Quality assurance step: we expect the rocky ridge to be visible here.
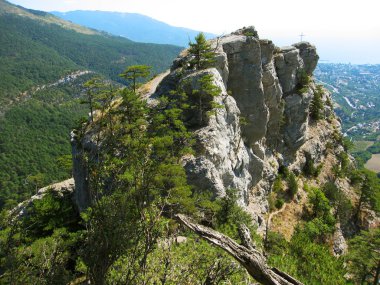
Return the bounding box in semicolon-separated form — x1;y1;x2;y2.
71;27;357;233
151;26;341;231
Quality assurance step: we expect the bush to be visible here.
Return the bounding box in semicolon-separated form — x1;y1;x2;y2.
272;176;283;193
310;86;324;121
297;69;311;94
302;153;321;177
22;190;80;238
287;172;298;198
267;229;347;285
278;165;290;178
275;198;284;209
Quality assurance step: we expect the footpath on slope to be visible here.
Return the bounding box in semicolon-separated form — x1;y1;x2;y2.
140;70;170;102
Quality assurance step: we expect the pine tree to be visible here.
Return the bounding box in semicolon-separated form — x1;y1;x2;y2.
191;74;221;126
119;65;151;93
83;77;104;122
346;229;380;285
188;33;216;70
310;86;324;121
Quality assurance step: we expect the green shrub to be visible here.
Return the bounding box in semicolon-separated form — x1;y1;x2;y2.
297;69;311;94
22;190;80;238
287;172;298;198
272;176;283;193
267;229;347;285
278;165;290;178
275;198;284;209
302;153;321;177
310;86;324;121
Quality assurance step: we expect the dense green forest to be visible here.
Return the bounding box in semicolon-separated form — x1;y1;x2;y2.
0;79;90;208
0;0;182;207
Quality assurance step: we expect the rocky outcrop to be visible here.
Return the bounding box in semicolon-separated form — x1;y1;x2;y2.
153;26;331;231
11;178;75;219
71;26;337;232
181;68;253;202
71;128;99;212
333;223;348;256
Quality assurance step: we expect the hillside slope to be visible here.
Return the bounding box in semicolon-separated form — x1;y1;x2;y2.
0;0;182;207
0;0;182;104
66;27;378;283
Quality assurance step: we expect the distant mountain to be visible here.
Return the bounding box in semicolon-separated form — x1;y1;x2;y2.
52;10;216;47
0;0;182;206
0;1;182;104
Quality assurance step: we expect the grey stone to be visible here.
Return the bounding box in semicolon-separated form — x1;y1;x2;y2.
283;91;312;150
293;42;319;75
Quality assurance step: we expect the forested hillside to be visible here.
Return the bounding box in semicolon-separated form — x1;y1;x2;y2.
0;0;182;207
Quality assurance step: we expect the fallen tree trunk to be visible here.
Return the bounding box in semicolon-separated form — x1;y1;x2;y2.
175;214;304;285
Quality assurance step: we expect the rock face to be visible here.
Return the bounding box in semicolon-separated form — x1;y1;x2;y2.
71;26;336;230
153;26;329;229
181;69;253;202
333;223;348;256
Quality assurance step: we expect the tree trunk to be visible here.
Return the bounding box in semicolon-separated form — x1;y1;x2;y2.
374;260;380;285
176;214;304;285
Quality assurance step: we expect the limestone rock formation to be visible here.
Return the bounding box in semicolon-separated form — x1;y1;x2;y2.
152;27;326;228
71;26;340;232
333;223;348;256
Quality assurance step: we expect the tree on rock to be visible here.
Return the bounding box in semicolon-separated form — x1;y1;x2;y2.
310;86;324;121
190;74;221;126
188;33;215;70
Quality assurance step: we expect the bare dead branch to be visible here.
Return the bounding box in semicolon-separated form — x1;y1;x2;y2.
175;214;304;285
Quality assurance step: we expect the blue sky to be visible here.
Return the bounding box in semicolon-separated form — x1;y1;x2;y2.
8;0;380;63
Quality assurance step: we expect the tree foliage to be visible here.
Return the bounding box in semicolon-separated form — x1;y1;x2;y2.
119;65;151;93
187;74;222;126
310;85;324;121
0;10;180;208
345;229;380;285
188;32;216;70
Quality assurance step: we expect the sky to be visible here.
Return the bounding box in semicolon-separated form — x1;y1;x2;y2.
8;0;380;64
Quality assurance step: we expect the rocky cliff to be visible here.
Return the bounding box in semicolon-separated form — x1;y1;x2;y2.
71;27;350;232
148;26;342;231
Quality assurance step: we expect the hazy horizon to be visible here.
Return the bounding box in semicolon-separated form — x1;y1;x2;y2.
7;0;380;64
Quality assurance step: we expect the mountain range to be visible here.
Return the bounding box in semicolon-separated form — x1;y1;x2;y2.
52;10;216;47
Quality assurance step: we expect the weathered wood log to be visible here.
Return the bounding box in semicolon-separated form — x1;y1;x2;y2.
176;214;304;285
238;223;256;251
